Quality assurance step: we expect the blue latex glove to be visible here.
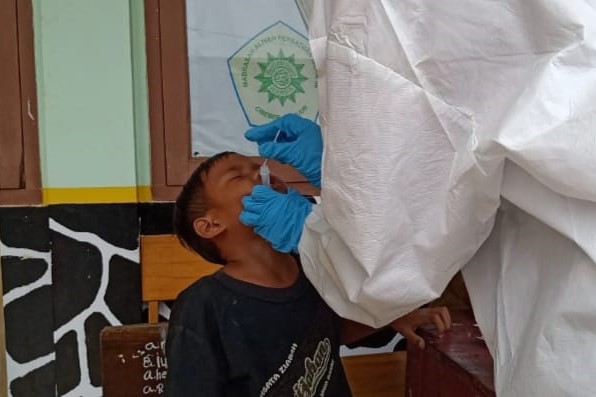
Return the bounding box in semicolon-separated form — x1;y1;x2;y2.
245;114;323;188
240;186;313;253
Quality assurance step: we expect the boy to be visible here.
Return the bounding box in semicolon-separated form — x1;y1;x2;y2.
166;152;450;396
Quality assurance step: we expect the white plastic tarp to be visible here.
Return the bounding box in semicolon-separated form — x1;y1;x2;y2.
299;1;596;395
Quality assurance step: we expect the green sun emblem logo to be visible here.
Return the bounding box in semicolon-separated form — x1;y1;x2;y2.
254;49;309;106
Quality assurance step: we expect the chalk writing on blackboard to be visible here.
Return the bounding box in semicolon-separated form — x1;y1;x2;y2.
131;340;168;395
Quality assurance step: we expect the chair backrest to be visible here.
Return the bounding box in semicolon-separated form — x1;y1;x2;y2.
101;234;220;397
101;323;169;397
140;234;221;323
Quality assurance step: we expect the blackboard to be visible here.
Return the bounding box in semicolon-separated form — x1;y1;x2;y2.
101;323;169;397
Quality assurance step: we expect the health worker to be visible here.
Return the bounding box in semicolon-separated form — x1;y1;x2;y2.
241;1;596;396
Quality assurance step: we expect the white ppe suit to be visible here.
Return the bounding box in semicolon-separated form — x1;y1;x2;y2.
297;1;596;396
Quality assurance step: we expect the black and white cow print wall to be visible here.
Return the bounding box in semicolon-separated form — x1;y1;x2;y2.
0;205;142;397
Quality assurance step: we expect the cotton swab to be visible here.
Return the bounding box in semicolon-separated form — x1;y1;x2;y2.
260;130;281;186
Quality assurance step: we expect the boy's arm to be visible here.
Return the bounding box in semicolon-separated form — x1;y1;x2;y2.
341;307;451;347
165;324;226;396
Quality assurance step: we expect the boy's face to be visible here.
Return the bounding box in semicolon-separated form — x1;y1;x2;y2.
202;154;286;232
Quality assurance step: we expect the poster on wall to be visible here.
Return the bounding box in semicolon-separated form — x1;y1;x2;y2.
186;0;318;157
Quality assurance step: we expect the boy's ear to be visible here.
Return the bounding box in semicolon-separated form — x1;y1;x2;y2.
193;213;226;239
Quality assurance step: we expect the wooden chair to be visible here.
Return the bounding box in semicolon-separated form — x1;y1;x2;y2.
342;351;407;397
101;234;219;397
140;234;221;323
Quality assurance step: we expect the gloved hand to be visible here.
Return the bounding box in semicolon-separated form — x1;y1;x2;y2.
240;186;313;253
245;114;323;188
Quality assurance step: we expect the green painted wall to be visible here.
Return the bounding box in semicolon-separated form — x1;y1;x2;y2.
130;0;151;187
34;0;151;189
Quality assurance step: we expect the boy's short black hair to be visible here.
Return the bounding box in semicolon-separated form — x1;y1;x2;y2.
173;151;235;265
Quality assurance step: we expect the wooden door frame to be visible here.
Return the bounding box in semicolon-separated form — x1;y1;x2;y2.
0;0;41;205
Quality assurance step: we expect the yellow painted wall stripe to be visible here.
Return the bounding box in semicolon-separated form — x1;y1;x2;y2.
136;186;152;202
43;186;152;204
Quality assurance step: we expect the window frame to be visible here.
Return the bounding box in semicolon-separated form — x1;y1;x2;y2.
144;0;317;201
0;0;41;205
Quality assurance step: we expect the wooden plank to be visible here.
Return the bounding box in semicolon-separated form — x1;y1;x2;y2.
406;309;495;397
16;0;41;193
405;337;424;397
140;234;220;302
101;323;169;397
148;301;159;324
145;0;169;195
0;188;40;206
158;0;191;186
342;352;406;397
0;0;24;189
0;0;40;205
419;347;442;397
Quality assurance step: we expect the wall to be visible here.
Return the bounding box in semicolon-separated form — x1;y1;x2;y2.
35;0;151;203
0;1;401;395
0;1;152;396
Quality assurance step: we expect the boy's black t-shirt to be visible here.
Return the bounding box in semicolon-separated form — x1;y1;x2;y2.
165;269;353;397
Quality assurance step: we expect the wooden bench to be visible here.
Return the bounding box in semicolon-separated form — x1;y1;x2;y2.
406;309;495;397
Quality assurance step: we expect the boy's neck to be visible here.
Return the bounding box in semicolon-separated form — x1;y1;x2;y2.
220;237;299;288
